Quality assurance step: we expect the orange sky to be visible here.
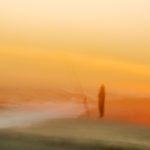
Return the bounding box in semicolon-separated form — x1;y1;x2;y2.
0;0;150;97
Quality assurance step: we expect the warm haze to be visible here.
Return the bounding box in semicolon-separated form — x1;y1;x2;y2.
0;0;150;125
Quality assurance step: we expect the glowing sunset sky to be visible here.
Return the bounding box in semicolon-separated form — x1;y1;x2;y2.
0;0;150;96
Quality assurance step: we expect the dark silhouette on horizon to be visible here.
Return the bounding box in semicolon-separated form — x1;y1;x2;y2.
98;84;106;118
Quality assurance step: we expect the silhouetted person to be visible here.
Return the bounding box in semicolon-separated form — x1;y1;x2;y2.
98;84;106;118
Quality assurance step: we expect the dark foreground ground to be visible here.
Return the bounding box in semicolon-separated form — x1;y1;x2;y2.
0;119;150;150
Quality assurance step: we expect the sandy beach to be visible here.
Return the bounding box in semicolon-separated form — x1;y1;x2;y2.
0;102;150;150
0;118;150;150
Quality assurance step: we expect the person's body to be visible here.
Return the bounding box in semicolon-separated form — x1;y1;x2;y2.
98;84;106;118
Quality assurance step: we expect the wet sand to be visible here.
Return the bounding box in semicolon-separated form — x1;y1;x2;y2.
0;118;150;150
0;99;150;150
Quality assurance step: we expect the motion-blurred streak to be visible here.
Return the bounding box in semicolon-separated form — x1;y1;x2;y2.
98;84;106;118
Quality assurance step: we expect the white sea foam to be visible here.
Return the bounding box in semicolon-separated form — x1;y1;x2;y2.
0;102;84;128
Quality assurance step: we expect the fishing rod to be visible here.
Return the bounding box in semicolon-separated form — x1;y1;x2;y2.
65;53;90;117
